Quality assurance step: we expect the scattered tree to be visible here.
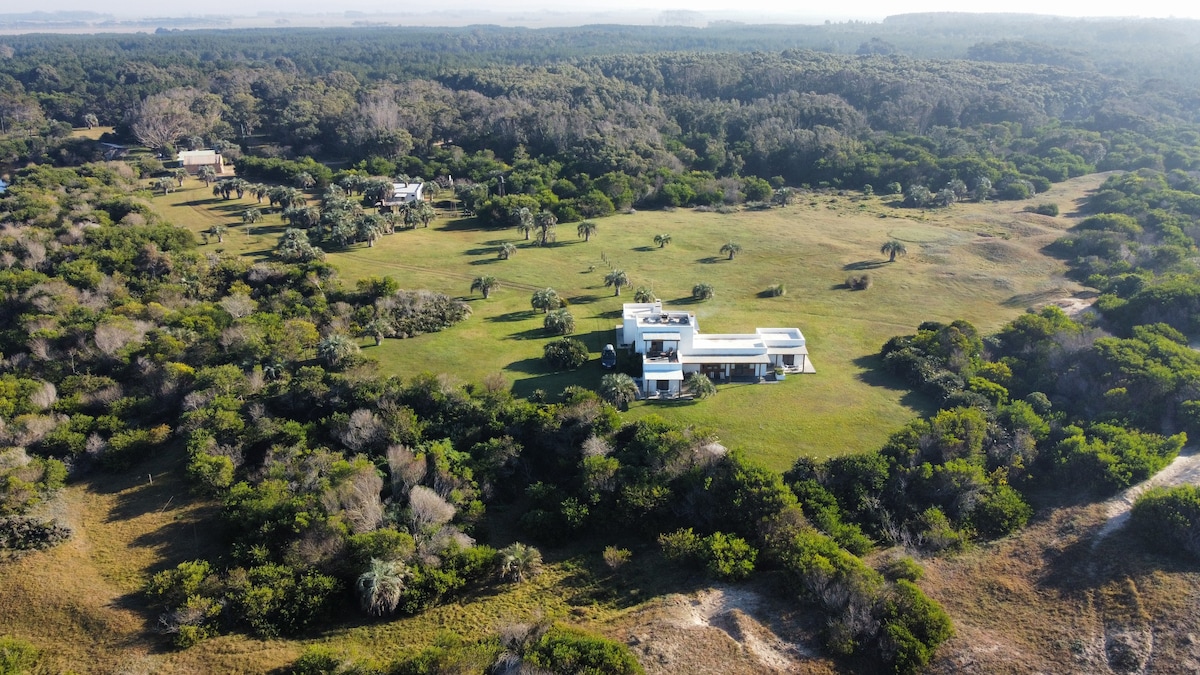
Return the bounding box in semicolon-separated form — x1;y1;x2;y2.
654;233;672;248
356;558;408;617
720;241;742;260
471;275;499;299
497;242;517;260
604;269;629;296
530;288;562;313
881;240;908;262
685;372;717;399
577;220;598;242
692;282;714;300
499;543;543;583
544;308;576;335
600;373;639;410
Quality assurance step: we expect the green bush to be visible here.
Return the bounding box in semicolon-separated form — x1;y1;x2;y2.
543;338;589;370
0;636;42;675
970;483;1032;538
524;625;645;675
879;580;954;674
1025;203;1060;216
703;531;757;580
1130;485;1200;558
880;556;925;583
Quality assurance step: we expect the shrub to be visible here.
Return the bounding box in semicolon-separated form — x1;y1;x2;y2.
765;283;786;297
0;636;42;674
692;282;715;300
1025;203;1060;216
879;580;954;674
0;516;71;551
543;338;588;370
880;556;925;583
1130;485;1200;558
846;274;872;290
603;546;632;570
703;532;757;581
524;625;644;675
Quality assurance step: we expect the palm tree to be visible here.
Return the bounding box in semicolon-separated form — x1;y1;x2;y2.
415;201;436;227
241;208;263;225
692;282;715;300
577;220;598;242
531;288;561;313
317;333;360;368
498;543;543;584
654;233;672;248
172;168;188;187
208;224;226;243
357;215;383;247
154;178;175;195
294;171;316;190
633;286;655;303
356;558;408;616
720;241;742;260
604;269;629;296
535;211;558;246
881;240;908;262
513;207;534;240
471;275;499;299
544;308;575;335
600;373;639;410
497;242;517;260
197;164;216;186
685;372;717;399
363;318;392;346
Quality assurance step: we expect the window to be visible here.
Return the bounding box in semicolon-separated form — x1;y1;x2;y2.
657;379;671;391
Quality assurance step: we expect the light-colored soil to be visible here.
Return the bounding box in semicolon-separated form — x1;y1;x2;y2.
618;584;837;675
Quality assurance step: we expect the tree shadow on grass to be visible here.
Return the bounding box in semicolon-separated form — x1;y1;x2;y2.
843;260;888;271
850;354;933;413
632;245;657;252
487;310;536;323
468;258;502;266
568;294;601;305
508;327;550;341
463;246;500;256
666;296;704;306
435;217;487;232
696;256;723;264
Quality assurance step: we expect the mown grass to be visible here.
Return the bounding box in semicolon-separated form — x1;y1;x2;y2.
148;175;1101;471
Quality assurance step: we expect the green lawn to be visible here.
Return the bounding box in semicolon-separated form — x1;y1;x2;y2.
149;176;1097;471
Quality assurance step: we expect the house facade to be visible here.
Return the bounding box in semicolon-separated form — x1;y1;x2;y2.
177;150;225;176
617;302;810;399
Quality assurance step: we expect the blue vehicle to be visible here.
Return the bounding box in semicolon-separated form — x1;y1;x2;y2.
601;344;617;369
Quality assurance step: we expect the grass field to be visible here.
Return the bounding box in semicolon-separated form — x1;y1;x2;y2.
147;175;1101;471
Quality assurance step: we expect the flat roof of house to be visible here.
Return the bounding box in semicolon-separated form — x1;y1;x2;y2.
178;150;220;162
691;335;764;349
643;370;685;380
768;346;809;355
681;354;771;364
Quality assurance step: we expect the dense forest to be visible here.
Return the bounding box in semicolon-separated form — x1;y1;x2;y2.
5;14;1200;674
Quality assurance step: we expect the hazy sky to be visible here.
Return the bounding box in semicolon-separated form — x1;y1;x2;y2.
14;0;1200;22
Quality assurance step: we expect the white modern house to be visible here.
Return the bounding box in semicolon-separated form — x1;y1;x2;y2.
617;302;811;399
378;182;424;209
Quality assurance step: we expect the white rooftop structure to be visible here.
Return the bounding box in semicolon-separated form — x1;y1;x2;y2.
177;149;224;175
617;301;811;400
379;182;424;207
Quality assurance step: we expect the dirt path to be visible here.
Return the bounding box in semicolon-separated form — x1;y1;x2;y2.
1095;447;1200;542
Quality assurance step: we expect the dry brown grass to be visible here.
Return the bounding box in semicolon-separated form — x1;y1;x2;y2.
922;499;1200;674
